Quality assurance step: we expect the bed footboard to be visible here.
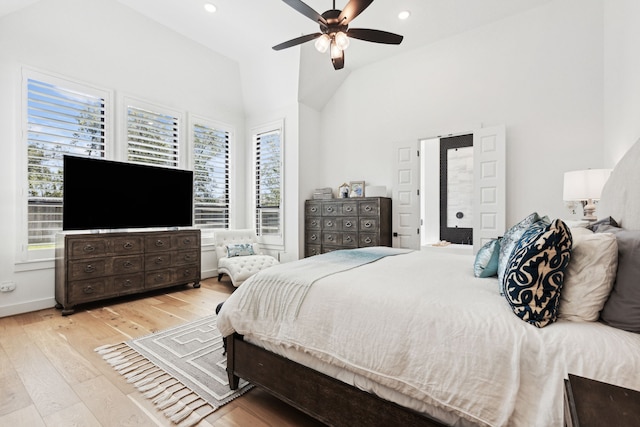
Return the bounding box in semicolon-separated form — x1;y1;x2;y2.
225;333;447;427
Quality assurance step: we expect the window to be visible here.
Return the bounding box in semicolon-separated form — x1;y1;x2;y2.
126;101;180;168
253;121;283;246
191;117;230;230
25;74;109;258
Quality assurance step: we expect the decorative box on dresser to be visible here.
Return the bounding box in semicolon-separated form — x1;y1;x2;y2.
305;197;392;257
55;229;201;315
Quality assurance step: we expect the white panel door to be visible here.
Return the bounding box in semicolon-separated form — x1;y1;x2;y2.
473;125;506;253
392;141;420;249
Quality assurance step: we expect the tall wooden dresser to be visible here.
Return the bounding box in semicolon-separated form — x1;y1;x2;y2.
304;197;392;257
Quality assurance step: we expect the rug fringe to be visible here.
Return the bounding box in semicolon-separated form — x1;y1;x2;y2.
177;406;215;427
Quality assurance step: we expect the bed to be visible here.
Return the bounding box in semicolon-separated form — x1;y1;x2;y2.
217;139;640;427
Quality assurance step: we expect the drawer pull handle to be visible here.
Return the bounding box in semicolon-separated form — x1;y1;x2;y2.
364;206;372;212
327;235;334;241
326;207;334;212
155;240;165;247
345;236;352;242
183;269;191;277
364;221;372;228
183;238;191;244
326;221;333;227
83;245;95;253
123;261;133;269
83;285;95;294
364;237;372;244
155;257;164;264
155;274;164;283
345;221;352;227
312;221;318;226
123;242;133;249
84;265;96;273
311;235;317;241
345;206;353;212
184;254;194;261
310;207;317;212
123;280;133;288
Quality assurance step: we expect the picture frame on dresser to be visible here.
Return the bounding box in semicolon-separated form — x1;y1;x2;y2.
349;181;365;197
338;183;350;198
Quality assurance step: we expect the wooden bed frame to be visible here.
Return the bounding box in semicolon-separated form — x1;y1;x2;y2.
225;333;447;427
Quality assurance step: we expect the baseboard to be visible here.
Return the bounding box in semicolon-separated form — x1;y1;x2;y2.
0;297;56;318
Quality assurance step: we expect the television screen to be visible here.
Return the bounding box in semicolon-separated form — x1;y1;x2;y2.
63;155;194;231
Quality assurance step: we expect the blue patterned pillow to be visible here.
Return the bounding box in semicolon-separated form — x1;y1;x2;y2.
497;213;544;288
226;243;255;257
474;238;501;278
502;219;573;328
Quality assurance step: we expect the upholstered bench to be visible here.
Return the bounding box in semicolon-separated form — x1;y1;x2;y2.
214;229;279;287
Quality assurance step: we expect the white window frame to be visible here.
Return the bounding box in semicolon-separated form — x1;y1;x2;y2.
188;114;234;238
252;119;284;248
17;68;113;263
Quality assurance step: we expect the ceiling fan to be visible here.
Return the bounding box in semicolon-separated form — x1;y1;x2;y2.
273;0;404;70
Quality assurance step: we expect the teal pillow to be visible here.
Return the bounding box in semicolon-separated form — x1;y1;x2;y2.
502;219;573;328
226;243;255;257
474;238;501;278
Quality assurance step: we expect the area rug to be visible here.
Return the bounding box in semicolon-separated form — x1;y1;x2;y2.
95;315;253;427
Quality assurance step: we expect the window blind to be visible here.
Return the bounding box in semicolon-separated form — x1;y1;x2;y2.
26;78;107;249
193;123;229;229
255;128;282;237
127;106;179;167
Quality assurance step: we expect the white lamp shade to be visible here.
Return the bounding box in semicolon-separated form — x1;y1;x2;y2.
563;169;612;201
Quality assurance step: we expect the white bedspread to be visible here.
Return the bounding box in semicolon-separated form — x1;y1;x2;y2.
218;249;640;427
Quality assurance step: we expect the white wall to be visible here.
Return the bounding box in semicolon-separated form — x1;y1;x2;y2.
603;0;640;166
313;0;605;228
0;0;245;316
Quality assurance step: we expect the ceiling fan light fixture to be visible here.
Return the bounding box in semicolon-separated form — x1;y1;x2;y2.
334;31;350;50
315;34;331;53
330;41;343;59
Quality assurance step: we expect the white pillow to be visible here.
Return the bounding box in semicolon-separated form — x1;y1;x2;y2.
559;230;618;322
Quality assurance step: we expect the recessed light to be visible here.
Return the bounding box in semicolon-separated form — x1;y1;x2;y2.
204;2;217;13
398;10;411;20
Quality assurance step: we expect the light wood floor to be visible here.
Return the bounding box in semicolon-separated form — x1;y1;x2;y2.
0;277;325;427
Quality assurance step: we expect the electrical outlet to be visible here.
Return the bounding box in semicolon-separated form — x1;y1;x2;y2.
0;282;16;292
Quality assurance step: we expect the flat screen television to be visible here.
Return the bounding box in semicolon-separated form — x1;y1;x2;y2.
63;155;194;231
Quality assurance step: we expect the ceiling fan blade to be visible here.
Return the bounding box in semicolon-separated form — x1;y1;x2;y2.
282;0;328;26
347;28;404;45
332;50;345;70
338;0;374;25
272;33;322;51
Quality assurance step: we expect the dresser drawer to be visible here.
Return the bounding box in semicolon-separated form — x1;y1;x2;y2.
145;252;173;270
145;234;173;252
323;218;339;231
342;233;358;247
69;239;108;259
340;202;358;216
68;278;108;303
111;236;144;254
69;259;107;280
306;230;321;244
306;217;322;230
323;232;342;246
112;255;143;274
176;266;198;282
322;203;341;216
113;273;145;294
306;202;322;217
146;269;174;288
360;218;379;232
342;217;358;231
175;251;199;266
359;201;380;216
359;233;379;247
306;244;321;257
174;232;199;250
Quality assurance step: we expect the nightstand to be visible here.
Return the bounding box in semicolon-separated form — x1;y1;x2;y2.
564;374;640;427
